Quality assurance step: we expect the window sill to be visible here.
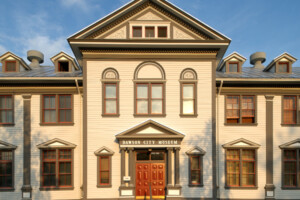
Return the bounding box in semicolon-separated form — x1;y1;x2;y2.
97;184;112;188
134;114;166;117
0;188;15;191
224;123;258;126
188;184;203;187
225;186;258;190
0;123;15;127
281;187;300;190
40;123;74;126
39;187;74;191
180;114;198;118
281;124;300;127
102;114;120;118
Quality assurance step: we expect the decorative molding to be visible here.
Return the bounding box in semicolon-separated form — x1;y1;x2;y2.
94;146;115;156
136;11;163;21
186;146;206;155
173;26;195;40
105;26;127;39
279;138;300;149
222;138;260;149
37;138;77;149
0;140;17;150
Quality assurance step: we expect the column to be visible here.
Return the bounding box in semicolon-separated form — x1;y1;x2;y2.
120;148;126;186
21;94;32;199
174;147;180;186
167;147;173;187
128;148;134;187
265;95;275;199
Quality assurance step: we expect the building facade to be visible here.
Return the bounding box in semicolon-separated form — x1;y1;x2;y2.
0;0;299;199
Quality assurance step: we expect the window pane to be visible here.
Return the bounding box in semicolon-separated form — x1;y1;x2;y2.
278;63;288;72
242;174;255;186
151;100;162;114
137;152;150;161
100;157;109;171
145;27;155;37
133;26;142;37
59;174;71;186
183;85;194;99
183;100;194;114
44;110;56;123
227;174;239;186
43;175;56;186
191;156;200;170
5;96;12;109
284;162;296;173
100;172;109;183
137;100;148;114
59;150;71;159
191;171;200;184
59;162;71;173
227;150;239;160
44;162;56;173
44;150;56;160
284;174;296;186
105;85;116;98
44;96;56;109
137;85;148;98
6;111;13;123
227;161;239;173
151;85;162;98
0;164;5;175
59;62;69;72
105;100;117;114
242;162;255;173
0;97;5;109
242;150;255;160
59;95;71;109
6;62;16;72
229;63;238;72
158;27;167;38
151;152;164;160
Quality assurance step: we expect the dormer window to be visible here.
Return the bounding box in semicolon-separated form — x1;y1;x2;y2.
58;61;69;72
5;61;16;72
228;62;239;73
278;62;289;73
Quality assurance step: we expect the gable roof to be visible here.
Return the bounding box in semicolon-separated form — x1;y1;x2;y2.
69;0;229;41
0;51;31;70
115;119;185;139
217;52;247;71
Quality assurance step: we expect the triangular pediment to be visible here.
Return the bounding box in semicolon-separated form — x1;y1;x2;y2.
222;138;260;149
69;0;229;41
94;146;115;156
280;138;300;149
37;138;76;149
186;146;206;155
115;119;185;139
0;140;17;150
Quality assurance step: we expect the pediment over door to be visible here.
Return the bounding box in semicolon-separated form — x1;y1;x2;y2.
116;119;185;147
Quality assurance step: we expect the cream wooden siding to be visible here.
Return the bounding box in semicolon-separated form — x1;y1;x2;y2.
0;95;23;200
86;60;213;199
273;95;300;199
29;94;82;200
217;95;267;199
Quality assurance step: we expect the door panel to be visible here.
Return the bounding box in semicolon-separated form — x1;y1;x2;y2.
136;163;165;199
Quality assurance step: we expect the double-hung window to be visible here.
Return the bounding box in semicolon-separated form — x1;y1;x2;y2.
186;146;205;187
0;150;13;189
41;149;73;188
283;96;300;124
42;94;72;124
226;95;255;124
102;68;119;116
0;95;13;125
136;83;164;115
95;146;114;188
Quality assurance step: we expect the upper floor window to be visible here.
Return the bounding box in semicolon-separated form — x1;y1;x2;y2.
5;61;16;72
283;96;300;125
130;24;169;39
228;62;239;73
0;95;13;125
223;138;260;189
134;62;166;116
226;95;256;124
102;68;119;116
42;94;72;124
58;61;69;72
180;69;197;116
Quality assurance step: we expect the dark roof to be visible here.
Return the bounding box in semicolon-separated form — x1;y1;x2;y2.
0;66;82;78
217;67;300;79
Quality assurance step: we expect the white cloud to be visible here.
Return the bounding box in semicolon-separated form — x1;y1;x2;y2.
20;35;71;65
0;45;6;55
60;0;97;12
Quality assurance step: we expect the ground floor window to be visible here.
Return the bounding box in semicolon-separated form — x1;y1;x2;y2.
0;150;13;188
95;146;114;188
283;149;300;188
186;146;205;187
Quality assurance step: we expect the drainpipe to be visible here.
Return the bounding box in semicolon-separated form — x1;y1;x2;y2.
75;79;83;200
216;80;223;199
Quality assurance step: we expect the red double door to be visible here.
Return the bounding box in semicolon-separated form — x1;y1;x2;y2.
136;163;165;199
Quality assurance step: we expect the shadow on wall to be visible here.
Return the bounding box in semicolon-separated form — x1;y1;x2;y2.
0;96;51;200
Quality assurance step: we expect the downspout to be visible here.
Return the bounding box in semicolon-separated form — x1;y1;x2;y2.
216;80;223;199
75;79;83;200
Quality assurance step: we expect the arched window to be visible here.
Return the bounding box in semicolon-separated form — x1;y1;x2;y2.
180;69;197;116
134;62;166;116
102;68;119;116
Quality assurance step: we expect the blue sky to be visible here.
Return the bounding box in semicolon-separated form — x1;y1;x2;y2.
0;0;300;66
